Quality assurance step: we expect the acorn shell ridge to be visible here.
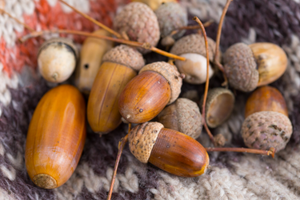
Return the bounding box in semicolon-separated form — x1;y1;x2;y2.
102;45;145;71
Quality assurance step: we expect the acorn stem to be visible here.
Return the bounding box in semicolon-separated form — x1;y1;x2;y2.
193;16;216;147
0;8;35;32
20;29;185;61
205;147;276;158
214;0;232;86
57;0;122;39
107;124;131;200
169;20;214;37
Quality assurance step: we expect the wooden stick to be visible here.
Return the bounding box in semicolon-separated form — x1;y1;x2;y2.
58;0;122;39
20;29;186;61
206;147;276;158
193;17;216;146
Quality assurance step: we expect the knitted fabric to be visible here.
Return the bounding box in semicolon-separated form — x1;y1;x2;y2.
1;0;300;199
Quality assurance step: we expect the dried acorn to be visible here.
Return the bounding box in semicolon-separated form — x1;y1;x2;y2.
87;45;145;134
74;29;113;93
224;43;288;92
170;34;220;84
200;88;235;128
158;98;203;139
241;86;292;151
155;2;187;45
129;122;209;177
119;61;182;124
25;85;86;189
38;38;78;83
113;2;160;54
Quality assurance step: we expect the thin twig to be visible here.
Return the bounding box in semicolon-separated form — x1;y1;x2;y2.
206;147;276;158
20;29;186;61
169;20;214;37
107;124;131;200
193;17;216;146
214;0;232;85
58;0;122;39
0;8;35;32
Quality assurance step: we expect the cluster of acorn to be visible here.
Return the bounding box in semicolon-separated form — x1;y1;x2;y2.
19;0;292;197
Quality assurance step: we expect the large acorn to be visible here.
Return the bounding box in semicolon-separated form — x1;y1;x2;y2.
113;2;160;54
87;45;145;134
170;34;220;84
38;38;78;83
119;62;182;124
241;86;292;151
223;43;288;92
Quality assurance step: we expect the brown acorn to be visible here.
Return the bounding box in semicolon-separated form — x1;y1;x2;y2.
25;85;86;189
128;122;209;177
157;98;203;139
87;45;145;134
38;37;78;83
200;88;235;128
241;86;292;151
224;43;288;92
119;62;182;124
155;2;187;43
170;34;221;84
74;29;113;93
113;2;160;54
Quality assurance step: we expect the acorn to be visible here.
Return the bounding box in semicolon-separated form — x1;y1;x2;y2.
119;62;182;124
38;37;78;83
241;86;292;151
129;122;209;177
157;98;202;139
223;43;288;92
87;45;145;134
200;88;235;128
74;29;113;93
113;2;160;54
155;2;187;45
25;84;86;189
170;34;221;84
132;0;177;10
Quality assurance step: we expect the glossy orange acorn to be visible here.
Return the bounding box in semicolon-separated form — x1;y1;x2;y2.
119;62;182;124
87;45;145;134
129;122;209;177
25;84;86;189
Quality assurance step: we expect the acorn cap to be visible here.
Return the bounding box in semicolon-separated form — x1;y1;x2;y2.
102;45;145;71
155;2;187;39
241;111;292;152
113;2;160;54
38;37;78;58
170;34;220;62
200;88;235;128
139;62;182;104
158;98;203;139
223;43;259;92
129;122;164;163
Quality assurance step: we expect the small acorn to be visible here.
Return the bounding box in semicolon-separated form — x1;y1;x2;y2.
119;61;182;124
223;43;288;92
113;2;160;54
200;88;235;128
25;85;86;189
241;86;292;151
157;98;202;139
132;0;177;10
38;37;78;83
170;34;221;84
74;29;113;93
87;45;145;134
155;2;187;45
129;122;209;177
